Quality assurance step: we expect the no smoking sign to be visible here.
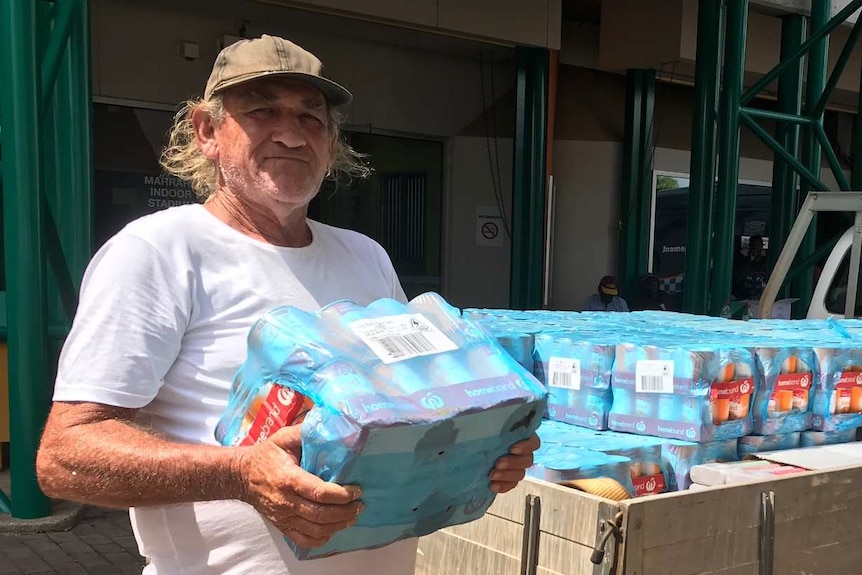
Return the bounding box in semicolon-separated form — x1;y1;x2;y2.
476;206;504;247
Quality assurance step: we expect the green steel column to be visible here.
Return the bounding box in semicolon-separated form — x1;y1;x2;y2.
793;0;830;316
855;64;862;190
39;0;65;330
70;0;93;282
635;71;655;290
769;15;805;279
711;0;748;315
683;0;724;315
618;69;655;299
619;70;643;298
0;0;53;519
619;69;656;298
510;47;549;310
48;0;91;317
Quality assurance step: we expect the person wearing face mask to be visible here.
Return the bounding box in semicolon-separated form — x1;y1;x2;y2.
582;275;630;312
35;35;539;575
733;235;768;300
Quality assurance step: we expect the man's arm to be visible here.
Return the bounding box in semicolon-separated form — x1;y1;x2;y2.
37;401;245;507
37;401;363;548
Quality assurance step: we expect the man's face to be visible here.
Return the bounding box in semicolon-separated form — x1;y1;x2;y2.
205;78;335;210
750;238;763;258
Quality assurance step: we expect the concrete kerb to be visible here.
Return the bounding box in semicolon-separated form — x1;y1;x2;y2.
0;500;83;534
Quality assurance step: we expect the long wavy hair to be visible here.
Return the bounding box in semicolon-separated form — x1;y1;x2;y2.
159;94;371;200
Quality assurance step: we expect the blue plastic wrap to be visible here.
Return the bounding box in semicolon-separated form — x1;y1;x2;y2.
528;443;634;494
534;333;616;430
811;346;862;431
216;293;547;559
737;432;801;458
799;428;858;447
661;438;740;491
535;421;668;496
751;346;814;434
609;342;756;442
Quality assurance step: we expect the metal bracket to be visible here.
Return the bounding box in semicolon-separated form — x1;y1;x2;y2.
591;511;624;566
520;495;542;575
759;491;776;575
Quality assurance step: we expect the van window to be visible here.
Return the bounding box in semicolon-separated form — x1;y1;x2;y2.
825;251;862;316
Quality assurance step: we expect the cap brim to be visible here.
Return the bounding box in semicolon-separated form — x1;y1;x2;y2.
208;70;353;105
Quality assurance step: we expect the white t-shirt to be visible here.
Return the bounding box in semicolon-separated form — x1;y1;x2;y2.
53;204;417;575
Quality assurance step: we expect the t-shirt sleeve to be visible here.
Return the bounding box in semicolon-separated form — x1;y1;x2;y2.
53;234;190;408
390;264;408;304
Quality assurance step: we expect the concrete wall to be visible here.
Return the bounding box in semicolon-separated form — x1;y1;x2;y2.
91;0;517;137
263;0;562;48
89;0;519;308
598;0;862;107
548;141;623;311
444;138;514;309
680;0;862;100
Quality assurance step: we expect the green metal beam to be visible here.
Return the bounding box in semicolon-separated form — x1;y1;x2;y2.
741;0;862;105
769;15;805;286
811;15;862;121
39;0;75;113
711;0;748;315
740;113;830;191
683;0;724;315
0;0;53;519
510;47;548;310
793;0;831;317
741;106;811;126
619;69;655;299
813;122;850;191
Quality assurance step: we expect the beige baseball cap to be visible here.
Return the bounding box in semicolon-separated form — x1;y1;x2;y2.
204;34;352;105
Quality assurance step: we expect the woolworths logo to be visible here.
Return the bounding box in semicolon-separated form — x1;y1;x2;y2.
420;393;444;410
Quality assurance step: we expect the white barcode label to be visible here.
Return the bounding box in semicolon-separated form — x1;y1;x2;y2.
349;314;458;364
548;357;581;390
636;360;675;393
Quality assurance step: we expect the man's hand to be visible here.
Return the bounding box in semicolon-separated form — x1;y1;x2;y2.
489;433;540;494
236;425;364;548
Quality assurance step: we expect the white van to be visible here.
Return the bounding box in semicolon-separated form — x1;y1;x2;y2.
808;226;860;319
760;192;862;320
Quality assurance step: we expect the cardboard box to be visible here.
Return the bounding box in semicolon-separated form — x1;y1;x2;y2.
748;441;862;470
745;298;799;320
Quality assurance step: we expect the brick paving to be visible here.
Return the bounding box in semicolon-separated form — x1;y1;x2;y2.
0;507;146;574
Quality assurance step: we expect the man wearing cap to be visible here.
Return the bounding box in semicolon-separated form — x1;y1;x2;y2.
631;273;674;311
35;35;539;574
583;275;630;312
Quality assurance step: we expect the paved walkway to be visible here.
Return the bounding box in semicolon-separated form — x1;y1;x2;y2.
0;507;146;574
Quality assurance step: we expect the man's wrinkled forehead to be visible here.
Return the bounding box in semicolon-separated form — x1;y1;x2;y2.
225;78;328;109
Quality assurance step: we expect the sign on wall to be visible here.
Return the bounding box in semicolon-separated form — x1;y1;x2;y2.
475;205;504;247
95;169;200;246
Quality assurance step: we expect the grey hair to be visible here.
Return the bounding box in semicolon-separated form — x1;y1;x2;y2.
159;95;371;200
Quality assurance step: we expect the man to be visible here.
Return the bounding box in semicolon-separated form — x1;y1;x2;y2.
631;273;673;311
582;275;629;312
35;35;539;575
733;235;768;300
